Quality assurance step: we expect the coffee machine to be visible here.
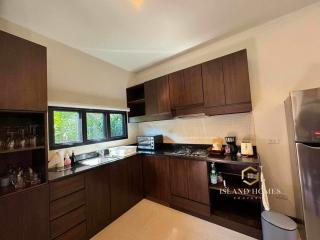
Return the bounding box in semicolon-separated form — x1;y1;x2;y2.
225;136;238;157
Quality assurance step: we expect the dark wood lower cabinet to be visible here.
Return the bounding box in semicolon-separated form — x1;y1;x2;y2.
50;174;85;201
49;174;86;240
169;158;209;205
187;160;210;205
169;158;210;217
170;157;189;199
54;222;86;240
142;155;170;204
0;154;259;240
0;184;49;240
86;165;110;238
127;155;143;207
170;195;210;217
109;160;129;220
50;206;86;239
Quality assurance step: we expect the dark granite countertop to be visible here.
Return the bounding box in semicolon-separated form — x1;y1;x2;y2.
141;150;260;166
48;147;260;182
48;153;138;182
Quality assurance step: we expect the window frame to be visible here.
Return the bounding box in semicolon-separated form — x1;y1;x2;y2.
84;110;108;144
108;110;128;141
48;106;128;150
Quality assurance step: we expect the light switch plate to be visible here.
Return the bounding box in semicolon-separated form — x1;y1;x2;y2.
267;138;280;144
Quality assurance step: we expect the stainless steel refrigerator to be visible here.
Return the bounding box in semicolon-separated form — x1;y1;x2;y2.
285;87;320;240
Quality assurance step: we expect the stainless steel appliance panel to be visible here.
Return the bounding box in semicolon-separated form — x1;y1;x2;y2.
296;143;320;240
290;88;320;143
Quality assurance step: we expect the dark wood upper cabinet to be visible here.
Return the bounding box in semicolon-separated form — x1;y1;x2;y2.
144;76;171;115
86;165;110;238
168;70;185;109
169;65;203;110
170;158;189;199
183;65;204;106
203;49;252;115
0;30;47;111
0;184;49;240
128;49;252;121
202;58;225;107
142;155;170;204
187;160;209;205
222;50;251;105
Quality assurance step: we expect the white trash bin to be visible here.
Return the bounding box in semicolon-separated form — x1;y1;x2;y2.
261;211;297;240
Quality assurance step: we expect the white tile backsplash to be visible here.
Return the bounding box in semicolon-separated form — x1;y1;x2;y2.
138;112;256;145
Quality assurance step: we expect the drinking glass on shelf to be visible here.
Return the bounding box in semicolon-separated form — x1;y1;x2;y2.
15;169;25;189
0;128;5;150
28;125;38;147
18;128;27;149
6;131;15;151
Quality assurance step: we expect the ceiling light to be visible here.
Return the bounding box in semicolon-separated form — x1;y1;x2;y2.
130;0;144;9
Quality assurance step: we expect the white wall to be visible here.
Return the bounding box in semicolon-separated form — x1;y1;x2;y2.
132;3;320;217
0;18;138;158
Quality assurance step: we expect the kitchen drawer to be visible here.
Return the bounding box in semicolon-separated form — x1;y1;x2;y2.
50;174;85;201
50;206;86;239
170;195;210;217
50;190;85;220
54;221;87;240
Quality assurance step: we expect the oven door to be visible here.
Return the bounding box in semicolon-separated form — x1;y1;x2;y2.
137;137;154;150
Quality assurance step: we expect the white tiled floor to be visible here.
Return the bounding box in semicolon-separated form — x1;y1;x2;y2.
91;199;257;240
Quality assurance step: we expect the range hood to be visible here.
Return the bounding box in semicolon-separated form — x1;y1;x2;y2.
174;113;207;119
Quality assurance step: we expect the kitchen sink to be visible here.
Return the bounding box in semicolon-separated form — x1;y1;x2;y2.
79;156;120;166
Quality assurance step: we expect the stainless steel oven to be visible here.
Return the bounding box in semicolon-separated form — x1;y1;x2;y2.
137;135;163;150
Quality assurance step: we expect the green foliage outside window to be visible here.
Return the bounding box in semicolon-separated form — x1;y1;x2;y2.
50;107;127;149
86;113;106;141
110;113;124;137
53;111;82;144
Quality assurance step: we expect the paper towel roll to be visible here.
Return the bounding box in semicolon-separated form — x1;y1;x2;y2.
261;170;270;211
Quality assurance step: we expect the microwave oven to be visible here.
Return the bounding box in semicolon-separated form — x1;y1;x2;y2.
137;135;163;150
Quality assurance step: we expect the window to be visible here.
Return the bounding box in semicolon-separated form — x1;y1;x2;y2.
86;112;106;141
49;107;127;149
53;110;82;145
109;113;125;138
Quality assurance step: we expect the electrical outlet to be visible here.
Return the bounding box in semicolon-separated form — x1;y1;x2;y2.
267;138;280;144
275;193;288;200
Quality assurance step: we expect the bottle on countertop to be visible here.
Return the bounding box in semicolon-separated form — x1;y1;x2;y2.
70;151;75;166
64;153;71;167
210;163;218;185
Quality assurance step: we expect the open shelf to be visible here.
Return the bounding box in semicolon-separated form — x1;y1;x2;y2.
209;182;261;200
207;160;262;238
0;182;46;199
0;146;45;154
0;111;47;198
127;99;145;104
210;190;262;229
126;84;146;118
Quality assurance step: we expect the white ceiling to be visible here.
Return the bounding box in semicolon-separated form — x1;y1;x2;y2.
0;0;318;71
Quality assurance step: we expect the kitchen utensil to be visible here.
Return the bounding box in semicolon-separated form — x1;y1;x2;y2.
225;136;238;155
